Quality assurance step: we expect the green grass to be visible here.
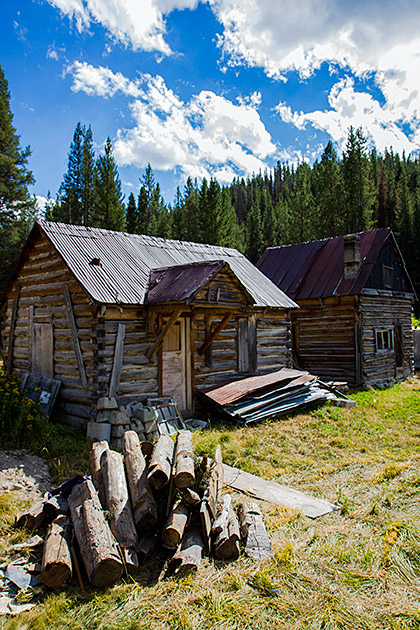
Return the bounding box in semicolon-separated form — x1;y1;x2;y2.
2;377;420;629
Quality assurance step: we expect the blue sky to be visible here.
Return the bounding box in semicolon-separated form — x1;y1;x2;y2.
3;0;420;209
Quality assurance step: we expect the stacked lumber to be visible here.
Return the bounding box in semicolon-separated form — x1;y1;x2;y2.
14;430;272;591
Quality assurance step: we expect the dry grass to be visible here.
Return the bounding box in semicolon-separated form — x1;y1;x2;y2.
2;377;420;629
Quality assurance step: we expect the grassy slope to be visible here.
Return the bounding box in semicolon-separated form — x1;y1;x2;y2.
2;378;420;629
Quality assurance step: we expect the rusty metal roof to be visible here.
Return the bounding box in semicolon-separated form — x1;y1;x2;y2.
257;228;411;300
145;260;228;305
20;221;297;308
201;368;315;405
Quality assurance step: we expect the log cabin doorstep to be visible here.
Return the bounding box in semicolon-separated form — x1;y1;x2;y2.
0;221;297;426
257;228;416;386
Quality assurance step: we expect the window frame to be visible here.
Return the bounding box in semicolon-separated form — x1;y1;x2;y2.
375;327;394;353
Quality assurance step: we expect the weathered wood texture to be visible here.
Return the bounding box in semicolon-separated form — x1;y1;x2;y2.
174;430;195;489
200;445;223;552
100;449;138;567
15;499;46;530
121;431;157;532
147;435;174;490
0;235;96;425
193;270;251;308
168;527;204;576
212;494;240;560
41;515;72;589
290;296;358;382
162;500;189;549
238;502;272;560
359;293;414;384
68;479;123;588
89;440;109;508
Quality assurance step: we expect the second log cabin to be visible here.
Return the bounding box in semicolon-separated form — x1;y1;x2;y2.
257;228;416;386
0;220;297;425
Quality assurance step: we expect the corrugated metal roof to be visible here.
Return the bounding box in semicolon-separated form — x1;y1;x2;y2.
145;260;226;305
33;221;297;308
257;228;411;300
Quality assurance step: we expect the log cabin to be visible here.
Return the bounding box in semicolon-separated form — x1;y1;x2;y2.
0;220;297;425
257;228;416;386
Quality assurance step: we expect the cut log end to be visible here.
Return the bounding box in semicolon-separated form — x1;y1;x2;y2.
90;558;124;589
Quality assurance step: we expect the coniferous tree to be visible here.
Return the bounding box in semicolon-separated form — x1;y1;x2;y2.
91;137;125;231
342;126;373;232
313;141;344;237
81;125;94;226
125;192;138;233
219;187;243;250
288;162;316;243
0;63;35;290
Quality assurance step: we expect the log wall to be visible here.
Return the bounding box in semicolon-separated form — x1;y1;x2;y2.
359;292;414;384
1;234;96;425
291;296;358;383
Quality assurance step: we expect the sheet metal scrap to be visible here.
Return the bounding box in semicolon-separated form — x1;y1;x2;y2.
200;368;351;423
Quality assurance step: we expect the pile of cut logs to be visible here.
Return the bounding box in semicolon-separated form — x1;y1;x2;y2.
15;430;272;590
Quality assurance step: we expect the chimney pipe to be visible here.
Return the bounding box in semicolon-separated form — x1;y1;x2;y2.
343;234;361;278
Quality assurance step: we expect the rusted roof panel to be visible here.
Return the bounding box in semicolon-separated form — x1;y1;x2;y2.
201;368;315;405
34;221;297;308
145;260;225;305
257;228;406;300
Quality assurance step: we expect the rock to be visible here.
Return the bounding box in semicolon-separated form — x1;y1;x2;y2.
87;422;111;443
97;397;119;411
96;410;112;423
134;407;156;423
111;424;127;438
109;410;131;426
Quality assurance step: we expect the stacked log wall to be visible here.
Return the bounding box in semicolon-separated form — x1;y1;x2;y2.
359;292;414;384
256;311;292;374
0;235;96;425
291;297;357;383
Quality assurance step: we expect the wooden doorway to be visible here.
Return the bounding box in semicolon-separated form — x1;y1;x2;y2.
161;317;192;411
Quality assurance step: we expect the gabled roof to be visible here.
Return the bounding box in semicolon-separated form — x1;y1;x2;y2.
257;228;414;300
6;221;297;309
145;260;254;305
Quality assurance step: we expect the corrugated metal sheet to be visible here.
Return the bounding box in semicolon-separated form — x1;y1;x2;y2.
201;368;315;405
145;260;226;305
257;228;395;300
35;221;297;308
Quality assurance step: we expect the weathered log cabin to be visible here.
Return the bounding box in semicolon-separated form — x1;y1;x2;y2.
0;220;297;425
257;229;416;386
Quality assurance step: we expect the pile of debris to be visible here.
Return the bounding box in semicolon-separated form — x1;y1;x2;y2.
200;368;355;423
87;396;187;447
14;430;272;592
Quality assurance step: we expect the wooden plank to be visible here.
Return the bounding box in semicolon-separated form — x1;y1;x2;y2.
237;317;249;373
223;464;337;518
198;313;232;356
108;323;125;397
6;284;21;374
62;284;88;388
27;305;34;372
148;309;182;360
33;323;54;378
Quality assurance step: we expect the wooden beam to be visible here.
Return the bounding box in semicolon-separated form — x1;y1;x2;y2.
62;284;88;388
27;305;34;372
198;312;232;356
109;323;125;397
7;284;21;374
147;309;182;360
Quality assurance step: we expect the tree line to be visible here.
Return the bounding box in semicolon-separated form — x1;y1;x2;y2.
1;60;420;301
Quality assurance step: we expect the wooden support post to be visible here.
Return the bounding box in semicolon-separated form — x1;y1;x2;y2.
101;449;139;570
147;309;182;360
174;430;195;489
198;312;232;356
62;284;88;388
199;445;223;553
41;515;73;589
109;323;125;398
7;284;21;374
122;431;158;532
68;479;123;588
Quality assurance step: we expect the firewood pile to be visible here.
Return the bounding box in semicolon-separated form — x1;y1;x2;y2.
14;430;272;591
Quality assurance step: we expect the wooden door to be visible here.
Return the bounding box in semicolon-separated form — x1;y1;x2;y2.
161;317;192;411
32;323;54;377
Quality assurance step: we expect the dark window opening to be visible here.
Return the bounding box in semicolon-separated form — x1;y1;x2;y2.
375;328;393;352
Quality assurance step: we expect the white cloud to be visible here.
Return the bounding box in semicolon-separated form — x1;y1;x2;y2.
67;63;276;181
46;0;199;53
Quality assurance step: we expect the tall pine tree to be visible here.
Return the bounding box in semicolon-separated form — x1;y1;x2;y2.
91;137;125;231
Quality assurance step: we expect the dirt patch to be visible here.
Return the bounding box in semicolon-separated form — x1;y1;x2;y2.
0;450;51;505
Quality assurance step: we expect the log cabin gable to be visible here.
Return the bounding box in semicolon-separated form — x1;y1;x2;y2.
364;238;414;296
